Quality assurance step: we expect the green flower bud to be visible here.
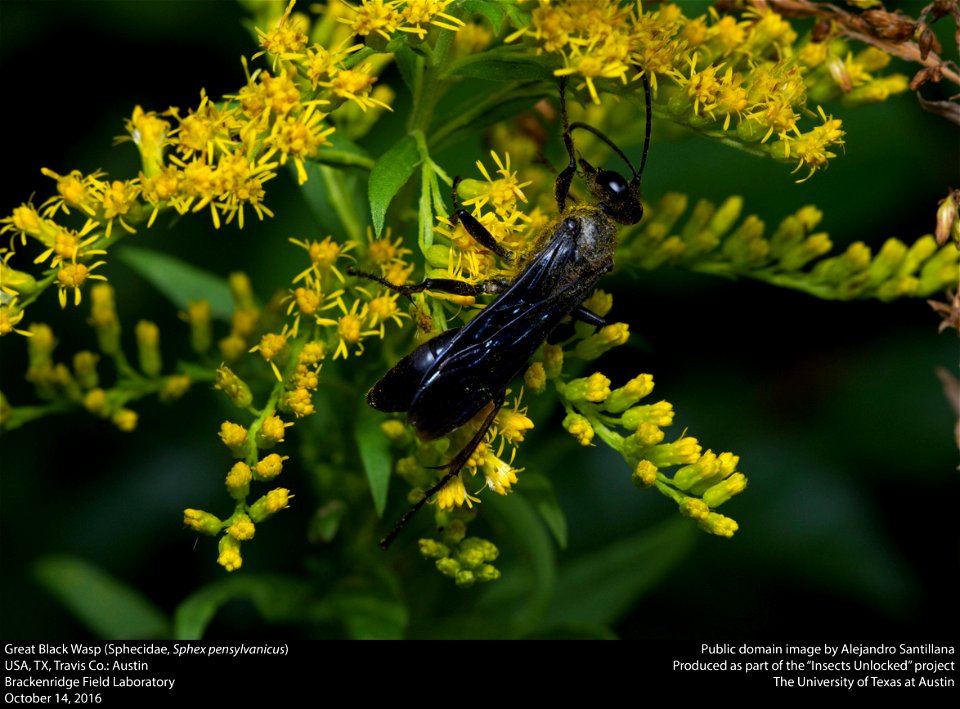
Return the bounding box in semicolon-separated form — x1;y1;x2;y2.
135;320;162;377
184;508;223;536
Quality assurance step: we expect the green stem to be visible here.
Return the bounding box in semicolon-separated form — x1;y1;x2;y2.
313;150;375;171
319;165;363;242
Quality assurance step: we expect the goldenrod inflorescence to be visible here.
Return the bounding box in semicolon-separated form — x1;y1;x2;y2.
1;0;955;581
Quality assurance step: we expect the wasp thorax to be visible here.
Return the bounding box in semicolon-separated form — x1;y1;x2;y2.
572;213;617;269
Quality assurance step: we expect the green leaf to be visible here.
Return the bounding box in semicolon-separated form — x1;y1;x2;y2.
369;134;420;236
393;45;421;96
543;518;697;628
477;492;557;634
173;574;316;640
333;592;408;640
461;0;506;33
116;246;233;320
502;1;531;28
300;133;370;241
448;48;553;82
311;132;374;171
519;471;568;549
355;406;392;517
431;93;544;153
309;500;347;543
34;555;170;639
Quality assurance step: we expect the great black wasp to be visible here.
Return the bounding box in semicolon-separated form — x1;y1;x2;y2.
351;73;653;548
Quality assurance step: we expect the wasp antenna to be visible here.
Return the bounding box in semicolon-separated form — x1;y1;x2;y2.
568;121;639;178
633;69;653;189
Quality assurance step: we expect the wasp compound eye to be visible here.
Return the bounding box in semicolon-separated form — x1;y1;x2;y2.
599;170;630;200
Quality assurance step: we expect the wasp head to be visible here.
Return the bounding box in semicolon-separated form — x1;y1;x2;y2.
580;160;643;226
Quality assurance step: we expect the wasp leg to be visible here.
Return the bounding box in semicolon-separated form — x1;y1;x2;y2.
379;395;504;549
347;267;510;298
451;176;515;263
571;305;607;328
555;76;578;213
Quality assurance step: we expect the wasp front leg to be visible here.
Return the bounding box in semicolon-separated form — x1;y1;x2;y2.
555;76;579;214
451;175;516;263
346;267;511;299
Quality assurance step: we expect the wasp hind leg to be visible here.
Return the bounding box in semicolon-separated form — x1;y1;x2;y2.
379;394;504;549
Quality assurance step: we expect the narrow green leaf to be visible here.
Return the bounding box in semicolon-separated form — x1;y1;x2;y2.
369;134;420;236
543;518;697;628
34;555;170;639
116;246;233;320
393;45;421;96
173;574;316;640
355;405;392;516
519;471;568;549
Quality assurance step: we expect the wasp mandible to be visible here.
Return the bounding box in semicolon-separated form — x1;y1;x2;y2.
352;73;653;548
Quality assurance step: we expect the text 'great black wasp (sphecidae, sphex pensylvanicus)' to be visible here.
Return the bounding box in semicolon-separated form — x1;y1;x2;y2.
350;72;653;549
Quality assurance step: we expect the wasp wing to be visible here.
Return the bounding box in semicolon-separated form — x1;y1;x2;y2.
409;285;585;439
366;327;462;412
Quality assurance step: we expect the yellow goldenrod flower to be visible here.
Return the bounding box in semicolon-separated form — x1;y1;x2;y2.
340;0;401;44
575;322;630;359
632;421;664;447
39;168;104;218
160;374;191;403
524;361;547;393
699;512;739;538
83;388;109;417
633;460;659;487
249;488;293;522
214;365;253;408
565;372;612;403
135;320;162;377
419;538;450;559
702;472;748;507
299;340;326;365
563;412;595;446
112;408;138;432
56;260;107;308
257;414;291;447
184;509;222;536
226;514;256;541
494;402;534;445
219;421;250;457
256;0;308;64
0;300;31;337
251;329;289;381
606;373;655;413
255;453;287;481
380;419;407;441
217;535;243;572
226;461;252;499
436;473;479;511
281;387;315;417
72;351;99;390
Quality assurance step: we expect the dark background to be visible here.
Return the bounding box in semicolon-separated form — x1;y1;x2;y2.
0;0;957;643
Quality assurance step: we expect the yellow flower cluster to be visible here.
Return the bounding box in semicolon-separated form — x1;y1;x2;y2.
544;326;746;538
624;193;959;301
508;0;908;180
